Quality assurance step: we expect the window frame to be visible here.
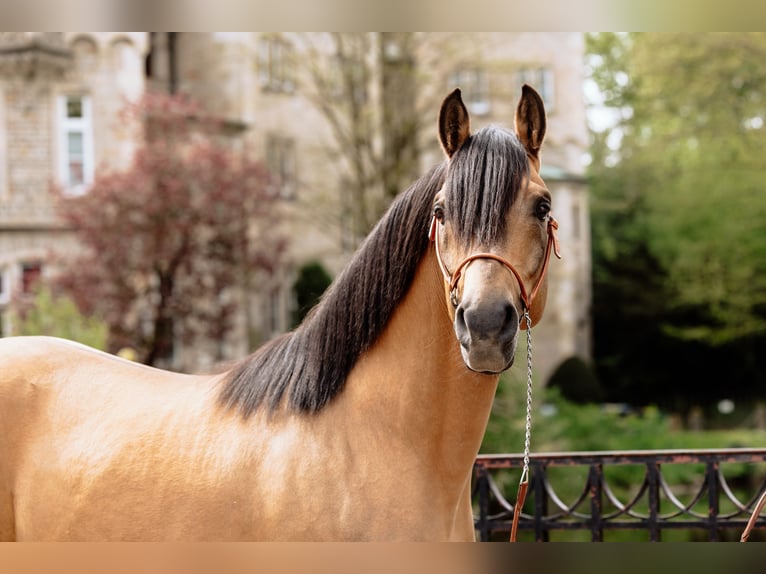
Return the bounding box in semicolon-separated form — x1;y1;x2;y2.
265;134;297;199
449;68;490;116
257;36;295;93
20;261;43;295
515;67;556;112
57;94;94;195
0;265;10;305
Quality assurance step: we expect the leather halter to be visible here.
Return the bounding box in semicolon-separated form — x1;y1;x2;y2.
428;214;561;313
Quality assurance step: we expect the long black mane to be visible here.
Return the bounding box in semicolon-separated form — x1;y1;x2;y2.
218;125;528;416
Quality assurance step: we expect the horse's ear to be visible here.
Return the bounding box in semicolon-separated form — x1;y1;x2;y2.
439;88;471;158
515;84;547;166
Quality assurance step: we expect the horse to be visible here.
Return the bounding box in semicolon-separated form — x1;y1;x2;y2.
0;84;559;541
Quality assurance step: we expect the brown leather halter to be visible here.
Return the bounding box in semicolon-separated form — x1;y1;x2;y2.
428;213;561;315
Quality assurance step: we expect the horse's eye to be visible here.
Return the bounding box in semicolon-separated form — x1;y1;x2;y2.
535;199;551;221
433;204;445;221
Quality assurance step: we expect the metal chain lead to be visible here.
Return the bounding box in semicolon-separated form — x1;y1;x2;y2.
521;307;534;484
510;308;534;542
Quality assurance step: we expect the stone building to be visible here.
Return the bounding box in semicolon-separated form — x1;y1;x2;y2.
0;32;590;382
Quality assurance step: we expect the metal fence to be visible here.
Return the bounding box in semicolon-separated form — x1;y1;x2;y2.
473;448;766;541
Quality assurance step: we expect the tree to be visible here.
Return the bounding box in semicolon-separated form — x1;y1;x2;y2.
54;92;286;367
291;260;332;327
589;33;766;346
296;33;468;248
587;33;766;416
295;33;417;247
547;357;604;405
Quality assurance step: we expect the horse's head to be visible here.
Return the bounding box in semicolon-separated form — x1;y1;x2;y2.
430;85;560;374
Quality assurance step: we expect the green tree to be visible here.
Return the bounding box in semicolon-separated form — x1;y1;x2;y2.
291;260;332;327
587;33;766;415
547;357;604;404
590;33;766;345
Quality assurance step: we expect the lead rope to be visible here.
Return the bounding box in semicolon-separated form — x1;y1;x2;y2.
741;488;766;542
510;307;534;542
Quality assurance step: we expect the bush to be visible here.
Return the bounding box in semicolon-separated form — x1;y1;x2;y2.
10;285;108;350
547;356;604;404
292;261;332;327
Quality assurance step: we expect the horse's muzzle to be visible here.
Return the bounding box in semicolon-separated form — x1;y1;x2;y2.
454;296;519;373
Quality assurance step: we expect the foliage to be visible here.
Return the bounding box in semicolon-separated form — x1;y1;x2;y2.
481;368;530;455
482;372;673;457
587;33;766;413
588;33;766;346
10;285;108;350
546;356;603;404
53;92;286;365
291;260;332;327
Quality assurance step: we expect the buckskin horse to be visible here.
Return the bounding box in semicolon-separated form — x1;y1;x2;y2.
0;85;559;541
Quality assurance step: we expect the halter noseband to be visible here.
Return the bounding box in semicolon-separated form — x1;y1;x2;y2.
428;214;561;313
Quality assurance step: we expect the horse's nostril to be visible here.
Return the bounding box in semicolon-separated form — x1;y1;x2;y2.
454;306;469;344
499;302;518;344
456;306;465;328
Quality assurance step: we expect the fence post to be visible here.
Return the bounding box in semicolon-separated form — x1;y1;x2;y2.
588;463;604;541
532;462;549;541
707;461;719;541
647;460;661;541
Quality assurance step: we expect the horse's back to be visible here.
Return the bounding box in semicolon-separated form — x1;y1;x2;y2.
0;336;237;540
0;335;203;437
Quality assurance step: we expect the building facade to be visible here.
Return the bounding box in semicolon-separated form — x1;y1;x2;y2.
0;32;590;382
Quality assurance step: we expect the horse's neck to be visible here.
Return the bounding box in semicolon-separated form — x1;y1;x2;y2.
340;248;500;484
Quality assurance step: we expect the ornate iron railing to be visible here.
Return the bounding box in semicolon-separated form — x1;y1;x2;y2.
473;448;766;541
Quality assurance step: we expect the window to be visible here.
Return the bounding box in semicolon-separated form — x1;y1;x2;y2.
21;262;42;294
265;134;296;199
449;68;490;116
0;265;9;304
515;67;555;111
257;36;294;93
57;94;94;194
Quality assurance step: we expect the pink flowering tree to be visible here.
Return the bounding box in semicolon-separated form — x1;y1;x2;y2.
54;93;286;366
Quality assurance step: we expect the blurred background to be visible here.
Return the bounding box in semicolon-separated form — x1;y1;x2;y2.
0;32;764;452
